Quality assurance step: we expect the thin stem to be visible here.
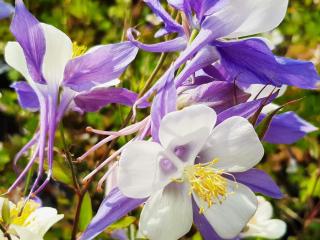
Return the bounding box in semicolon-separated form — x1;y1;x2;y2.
23;166;34;197
59;122;80;192
0;223;12;240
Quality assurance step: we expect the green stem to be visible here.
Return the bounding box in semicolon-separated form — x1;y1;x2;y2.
59;122;80;192
23;165;34;197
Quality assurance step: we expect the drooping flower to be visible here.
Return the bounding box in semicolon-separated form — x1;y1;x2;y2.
5;0;140;195
117;105;274;239
240;196;287;239
0;197;63;240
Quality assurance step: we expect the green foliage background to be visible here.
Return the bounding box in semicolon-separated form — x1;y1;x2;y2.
0;0;319;239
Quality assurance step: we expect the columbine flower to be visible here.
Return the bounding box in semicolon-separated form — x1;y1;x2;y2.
5;0;140;195
240;196;286;239
118;104;265;239
0;197;63;240
129;0;319;109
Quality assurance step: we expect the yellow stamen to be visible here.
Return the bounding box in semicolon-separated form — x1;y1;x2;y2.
10;200;39;226
184;159;237;212
72;42;87;58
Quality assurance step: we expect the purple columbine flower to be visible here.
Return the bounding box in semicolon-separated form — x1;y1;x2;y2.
128;0;319;109
117;105;281;239
4;0;140;195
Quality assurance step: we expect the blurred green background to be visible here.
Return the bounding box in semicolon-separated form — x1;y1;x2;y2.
0;0;319;239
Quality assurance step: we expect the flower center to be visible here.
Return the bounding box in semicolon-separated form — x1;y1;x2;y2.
184;159;236;213
10;200;39;226
72;42;87;58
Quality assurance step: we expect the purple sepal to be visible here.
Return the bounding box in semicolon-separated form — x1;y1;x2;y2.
179;81;250;113
151;70;177;142
188;0;220;22
63;41;138;92
10;0;45;84
215;38;319;89
232;168;283;199
192;199;225;240
81;188;145;240
127;28;187;52
11;81;39;111
216;95;276;124
144;0;184;35
174;46;220;86
259;112;318;144
0;0;14;19
74;87;149;112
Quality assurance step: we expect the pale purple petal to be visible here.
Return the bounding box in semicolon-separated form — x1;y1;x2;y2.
127;28;187;52
151;70;177;142
174;46;220;86
0;0;14;19
10;0;45;84
74;87;149;112
259;112;318;144
144;0;184;35
63;41;138;92
215;38;320;89
81;188;145;240
232;168;282;199
178;81;250;113
11;81;39;111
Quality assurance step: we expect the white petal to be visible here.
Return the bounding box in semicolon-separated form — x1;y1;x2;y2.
139;183;193;240
226;0;288;38
90;79;121;90
241;219;286;239
118;141;173;198
159;105;216;148
245;84;287;101
10;225;43;240
159;105;216;165
194;181;258;239
199;117;264;172
261;103;279;115
24;207;63;237
4;41;32;81
255;196;273;221
41;23;72;89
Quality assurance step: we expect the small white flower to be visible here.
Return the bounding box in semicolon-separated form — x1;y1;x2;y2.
118;105;264;239
0;197;63;240
240;196;287;239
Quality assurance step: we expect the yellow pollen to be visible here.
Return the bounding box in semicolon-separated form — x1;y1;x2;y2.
184;159;236;212
10;200;40;226
72;42;87;58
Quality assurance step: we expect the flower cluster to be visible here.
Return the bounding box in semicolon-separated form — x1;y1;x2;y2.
1;0;319;239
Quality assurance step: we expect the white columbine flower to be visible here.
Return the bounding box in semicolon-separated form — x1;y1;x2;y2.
240;196;286;239
0;197;63;240
118;104;264;239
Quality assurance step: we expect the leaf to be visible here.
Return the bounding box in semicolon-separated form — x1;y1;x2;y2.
1;198;11;225
78;192;93;232
106;216;136;232
51;159;73;185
